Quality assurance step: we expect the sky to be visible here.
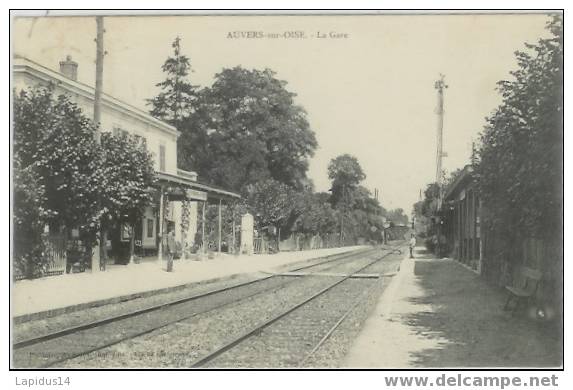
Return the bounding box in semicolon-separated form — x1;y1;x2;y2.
12;13;553;215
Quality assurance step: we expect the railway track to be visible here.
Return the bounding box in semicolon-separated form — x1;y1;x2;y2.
13;246;396;368
14;247;372;347
191;246;403;368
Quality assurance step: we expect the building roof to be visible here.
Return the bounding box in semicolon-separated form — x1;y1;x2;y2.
156;171;241;202
14;56;240;203
13;55;179;138
443;164;475;201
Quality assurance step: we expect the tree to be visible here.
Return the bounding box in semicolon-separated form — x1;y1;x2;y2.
193;66;317;191
347;185;384;215
294;192;338;236
148;37;198;125
325;155;389;244
147;37;207;173
242;179;300;232
13;157;49;278
149;44;318;192
443;167;464;189
14;86;104;250
327;154;366;206
14;85;159;275
411;181;442;245
476;15;563;241
387;208;409;226
14;86;106;276
99;132;156;262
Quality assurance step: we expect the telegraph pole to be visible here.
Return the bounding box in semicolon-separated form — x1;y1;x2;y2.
92;16;105;273
94;16;104;141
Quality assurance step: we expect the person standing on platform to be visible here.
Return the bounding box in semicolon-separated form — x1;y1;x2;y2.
409;234;417;259
166;227;176;272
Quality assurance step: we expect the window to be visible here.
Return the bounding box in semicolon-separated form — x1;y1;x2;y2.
147;219;154;238
134;134;147;150
113;127;129;138
121;223;132;242
159;144;166;172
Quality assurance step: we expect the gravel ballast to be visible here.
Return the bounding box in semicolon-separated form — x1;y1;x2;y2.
14;246;406;368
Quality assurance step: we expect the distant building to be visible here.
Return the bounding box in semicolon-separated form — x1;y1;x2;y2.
13;55;239;267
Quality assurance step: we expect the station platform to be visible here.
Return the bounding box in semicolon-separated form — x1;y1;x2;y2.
12;246;367;322
343;247;562;368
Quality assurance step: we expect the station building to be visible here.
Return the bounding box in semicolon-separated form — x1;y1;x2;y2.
438;164;562;320
440;165;482;273
13;55;240;271
439;164;559;286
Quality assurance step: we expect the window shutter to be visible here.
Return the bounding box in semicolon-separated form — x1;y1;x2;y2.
159;144;166;172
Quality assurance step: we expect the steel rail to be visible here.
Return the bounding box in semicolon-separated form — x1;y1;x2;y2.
297;254;401;366
32;247;384;368
189;246;403;368
14;247;374;351
12;249;371;349
39;275;300;368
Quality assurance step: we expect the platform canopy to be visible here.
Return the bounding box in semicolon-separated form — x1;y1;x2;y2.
155;171;240;203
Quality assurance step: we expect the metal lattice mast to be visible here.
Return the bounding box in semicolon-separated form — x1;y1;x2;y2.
434;74;448;207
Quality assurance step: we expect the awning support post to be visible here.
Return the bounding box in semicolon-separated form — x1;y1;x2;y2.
202;201;206;254
232;207;236;255
158;185;164;262
218;199;222;254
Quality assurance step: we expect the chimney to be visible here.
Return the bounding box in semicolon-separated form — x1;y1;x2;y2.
59;55;78;81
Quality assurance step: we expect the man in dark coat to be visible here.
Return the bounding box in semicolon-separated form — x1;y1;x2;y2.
166;227;176;272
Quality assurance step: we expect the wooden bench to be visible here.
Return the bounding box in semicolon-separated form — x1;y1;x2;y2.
503;266;542;314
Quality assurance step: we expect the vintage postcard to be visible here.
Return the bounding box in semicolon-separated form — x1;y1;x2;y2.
10;11;563;372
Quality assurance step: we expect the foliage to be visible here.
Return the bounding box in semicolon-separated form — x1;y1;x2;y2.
13;85;104;240
242;179;301;231
13;158;49;278
323;155;386;243
149;47;320;242
149;41;390;245
14;85;158;276
200;67;317;191
149;55;318;192
99;132;156;227
146;37;207;174
443;167;464;189
327;154;366;206
475;15;563;240
386;208;409;226
175;93;213;176
181;200;192;237
147;37;198;124
200;201;247;251
412;182;440;236
294;192;339;235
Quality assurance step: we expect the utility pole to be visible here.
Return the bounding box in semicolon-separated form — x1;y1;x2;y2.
94;16;104;141
92;16;105;273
